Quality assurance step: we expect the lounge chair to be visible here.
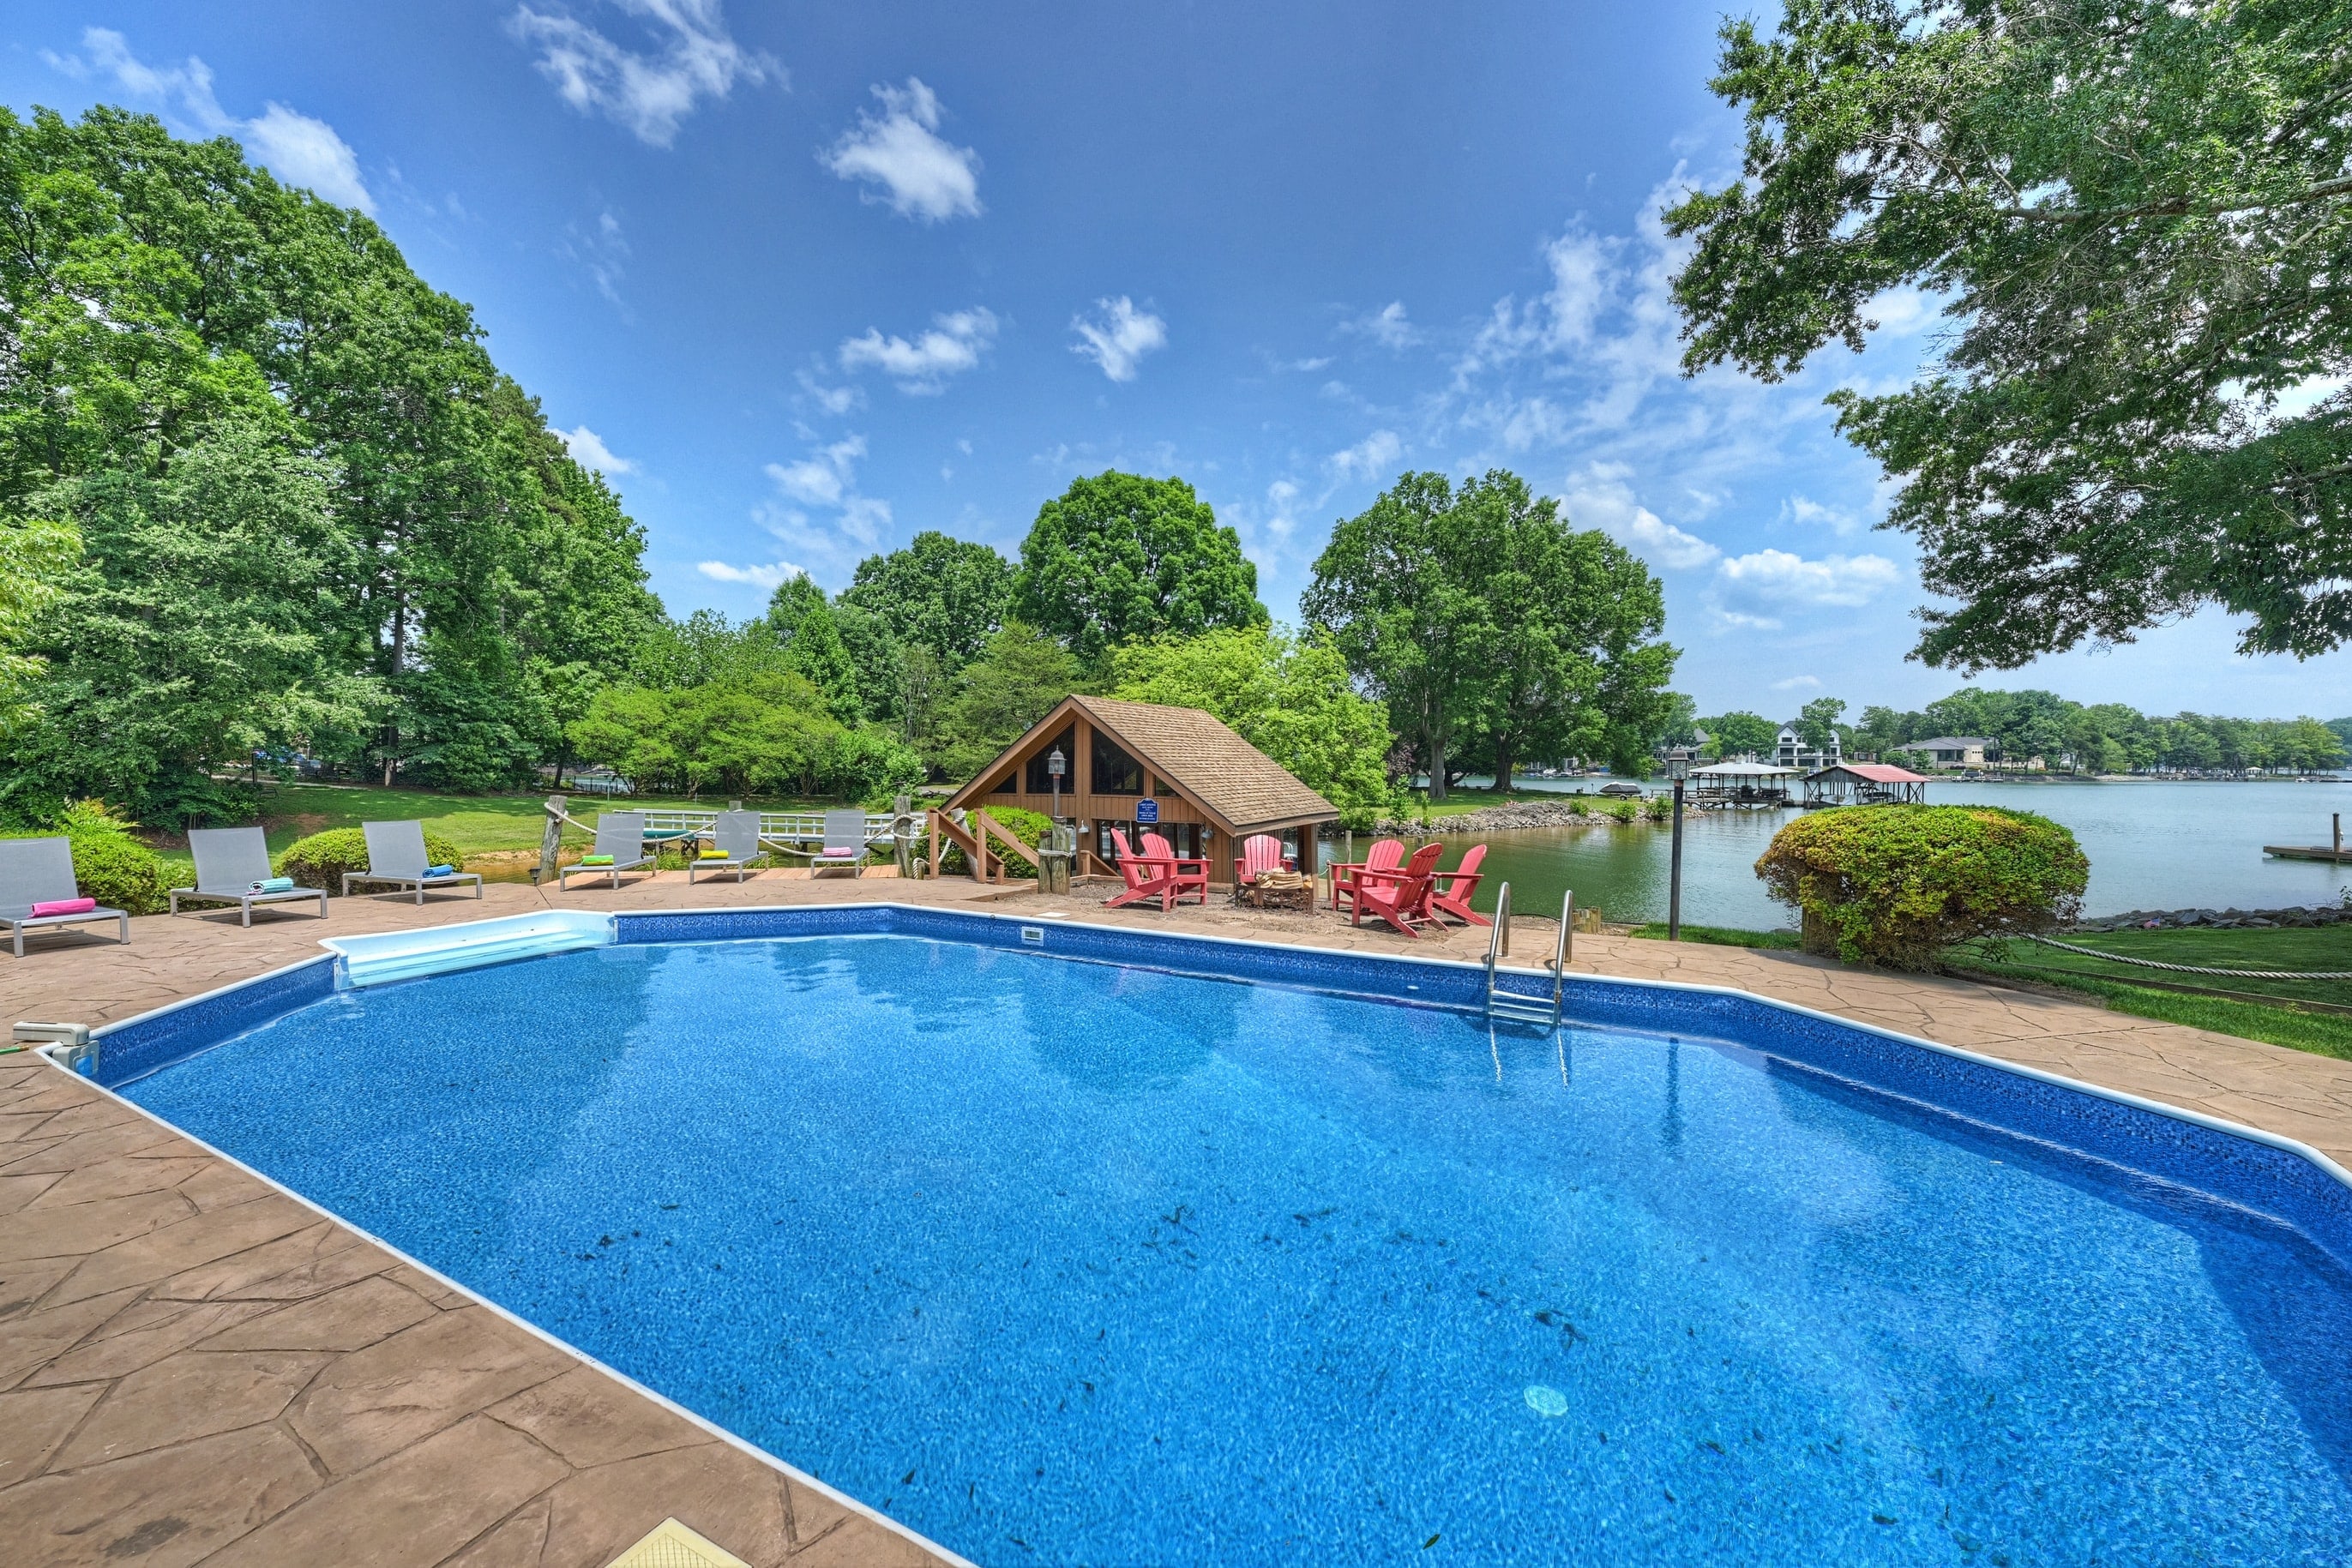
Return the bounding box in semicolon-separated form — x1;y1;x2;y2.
1142;832;1210;906
171;827;328;925
1233;833;1286;885
1331;838;1405;914
1350;842;1444;938
1103;828;1197;912
557;811;653;890
689;810;764;884
1427;843;1491;927
343;820;484;904
811;809;869;877
0;837;129;958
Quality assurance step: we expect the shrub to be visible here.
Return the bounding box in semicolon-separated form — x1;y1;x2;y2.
939;804;1051;878
276;826;466;891
1755;805;2086;970
1640;794;1672;822
1597;798;1639;824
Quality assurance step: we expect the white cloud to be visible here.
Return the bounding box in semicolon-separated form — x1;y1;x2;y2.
1326;430;1403;483
1349;301;1420;350
1265;478;1303;539
508;0;775;147
1069;297;1168;381
557;424;635;475
1715;548;1902;608
697;560;798;589
1783;495;1863;536
1565;464;1721;571
1772;675;1822;691
795;370;863;416
563;209;630;307
838;307;998;394
821;78;981;222
839;495;892;544
1865;286;1939;337
64;29;376;213
765;435;865;506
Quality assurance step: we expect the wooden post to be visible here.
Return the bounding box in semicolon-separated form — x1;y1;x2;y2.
928;810;939;880
538;795;567;884
2337;813;2343;856
894;795;913;877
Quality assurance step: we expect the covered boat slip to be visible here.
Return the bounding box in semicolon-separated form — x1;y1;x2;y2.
941;694;1339;885
1688;761;1803;806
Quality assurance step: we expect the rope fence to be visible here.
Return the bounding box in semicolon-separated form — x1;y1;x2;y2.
2022;934;2352;981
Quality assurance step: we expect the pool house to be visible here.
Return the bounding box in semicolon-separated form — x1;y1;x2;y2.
941;693;1339;883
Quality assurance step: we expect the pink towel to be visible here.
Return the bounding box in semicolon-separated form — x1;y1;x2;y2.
31;898;96;917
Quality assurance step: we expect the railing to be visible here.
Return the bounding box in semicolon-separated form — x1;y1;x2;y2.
633;809;899;847
1484;882;1573;1030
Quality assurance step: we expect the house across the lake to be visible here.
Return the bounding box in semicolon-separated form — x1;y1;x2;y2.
1909;736;1994;770
942;694;1339;882
1775;724;1841;772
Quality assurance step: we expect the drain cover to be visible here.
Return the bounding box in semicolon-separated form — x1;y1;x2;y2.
603;1517;751;1568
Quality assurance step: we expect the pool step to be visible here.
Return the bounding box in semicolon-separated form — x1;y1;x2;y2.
322;912;614;987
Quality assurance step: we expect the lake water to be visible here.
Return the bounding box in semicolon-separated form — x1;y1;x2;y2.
1386;779;2352;930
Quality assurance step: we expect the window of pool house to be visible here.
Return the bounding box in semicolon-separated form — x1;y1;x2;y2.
1092;733;1145;794
1024;725;1077;793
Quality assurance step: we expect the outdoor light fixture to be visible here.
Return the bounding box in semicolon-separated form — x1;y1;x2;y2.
1047;747;1066;821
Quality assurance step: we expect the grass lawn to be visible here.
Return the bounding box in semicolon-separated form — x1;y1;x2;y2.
1419;784;1621;820
1628;922;1802;950
1950;924;2352;1062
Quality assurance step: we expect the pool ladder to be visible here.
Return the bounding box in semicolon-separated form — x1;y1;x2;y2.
1484;882;1572;1029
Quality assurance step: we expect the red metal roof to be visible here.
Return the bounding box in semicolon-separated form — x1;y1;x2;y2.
1822;763;1929;784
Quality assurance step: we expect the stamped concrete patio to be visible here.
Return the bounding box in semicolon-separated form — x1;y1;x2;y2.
3;868;2349;1565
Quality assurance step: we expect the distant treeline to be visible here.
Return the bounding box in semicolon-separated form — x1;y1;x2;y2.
1695;689;2348;775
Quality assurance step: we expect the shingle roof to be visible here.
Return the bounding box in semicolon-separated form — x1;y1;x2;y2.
1068;694;1338;831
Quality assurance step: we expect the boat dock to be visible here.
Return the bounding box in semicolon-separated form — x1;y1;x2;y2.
2265;813;2352;862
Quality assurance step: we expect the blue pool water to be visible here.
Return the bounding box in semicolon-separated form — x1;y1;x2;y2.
123;936;2352;1565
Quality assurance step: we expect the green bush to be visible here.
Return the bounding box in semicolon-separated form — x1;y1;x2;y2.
1755;804;2086;970
1;800;171;915
277;826;466;891
940;804;1051;878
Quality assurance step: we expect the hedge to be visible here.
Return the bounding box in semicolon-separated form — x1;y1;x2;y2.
0;801;172;916
1754;804;2086;970
277;827;466;892
939;805;1052;878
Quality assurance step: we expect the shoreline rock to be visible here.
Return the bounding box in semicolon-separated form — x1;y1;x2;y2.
2067;903;2351;932
1363;800;1641;834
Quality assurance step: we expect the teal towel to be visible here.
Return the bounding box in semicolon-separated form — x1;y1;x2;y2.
249;876;296;893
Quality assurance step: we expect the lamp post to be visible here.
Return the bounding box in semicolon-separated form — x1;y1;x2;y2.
1667;751;1688;941
1047;747;1065;822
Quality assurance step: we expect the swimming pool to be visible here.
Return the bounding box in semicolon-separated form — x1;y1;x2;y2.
91;909;2352;1565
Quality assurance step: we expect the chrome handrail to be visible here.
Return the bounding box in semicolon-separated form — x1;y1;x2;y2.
1551;889;1573;1027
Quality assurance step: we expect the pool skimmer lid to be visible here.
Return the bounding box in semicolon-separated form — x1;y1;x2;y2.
602;1517;752;1568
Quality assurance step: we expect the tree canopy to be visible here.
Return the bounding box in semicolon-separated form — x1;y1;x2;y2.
840;531;1015;670
1304;470;1678;795
1015;472;1266;667
1110;626;1396;827
1667;0;2352;669
0;105;659;819
1699;711;1781;761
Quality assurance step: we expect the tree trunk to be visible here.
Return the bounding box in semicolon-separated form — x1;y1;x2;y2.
1426;731;1447;801
1491;736;1516;792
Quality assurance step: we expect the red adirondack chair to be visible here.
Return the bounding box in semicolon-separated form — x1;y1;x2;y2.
1234;833;1285;885
1330;838;1405;912
1350;843;1445;938
1427;843;1491;927
1104;828;1183;911
1142;832;1210;906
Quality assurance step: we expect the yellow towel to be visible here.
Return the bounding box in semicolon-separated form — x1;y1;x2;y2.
698;849;728;859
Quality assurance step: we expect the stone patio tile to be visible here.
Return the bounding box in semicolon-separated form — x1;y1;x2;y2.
290;1307;575;1475
47;1191;316;1304
0;1121;188;1178
199;1415;569;1568
202;1273;439;1353
24;1156;210;1211
529;1443;794;1568
26;1296;273;1386
0;1383;105;1484
0;1188;190;1265
439;1493;555;1567
152;1219;376;1301
51;1349;326;1469
488;1365;707;1469
0;1285;146;1388
0;1421;321;1568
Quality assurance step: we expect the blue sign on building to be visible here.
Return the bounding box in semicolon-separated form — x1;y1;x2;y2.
1134;798;1160;824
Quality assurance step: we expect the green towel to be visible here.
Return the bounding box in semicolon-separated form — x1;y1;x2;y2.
580;854;614;866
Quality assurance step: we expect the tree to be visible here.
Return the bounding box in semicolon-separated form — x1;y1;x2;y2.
1700;711;1780;761
1110;627;1396;827
840;532;1014;669
779;602;861;723
932;622;1083;784
764;574;828;640
0;514;77;736
1014;472;1266;666
1666;2;2352;669
1796;697;1847;754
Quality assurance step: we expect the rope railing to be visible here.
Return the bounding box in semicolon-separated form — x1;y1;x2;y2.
2022;933;2352;981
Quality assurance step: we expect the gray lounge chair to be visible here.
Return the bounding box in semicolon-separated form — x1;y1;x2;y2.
557;811;653;890
811;808;869;878
687;810;764;884
0;837;129;958
171;827;328;925
343;820;484;904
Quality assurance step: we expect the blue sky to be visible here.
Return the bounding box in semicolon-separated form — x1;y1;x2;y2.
9;2;2348;721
